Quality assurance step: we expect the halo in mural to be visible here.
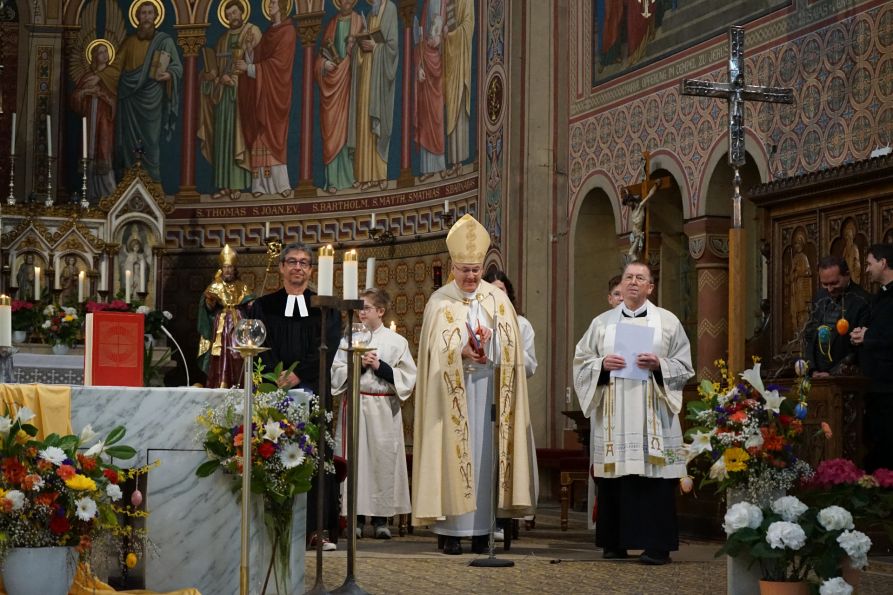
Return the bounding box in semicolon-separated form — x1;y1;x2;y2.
218;0;252;27
85;38;117;66
128;0;165;28
263;0;294;20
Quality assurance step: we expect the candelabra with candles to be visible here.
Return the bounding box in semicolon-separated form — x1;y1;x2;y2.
441;205;455;228
78;157;89;209
45;156;55;208
6;154;15;206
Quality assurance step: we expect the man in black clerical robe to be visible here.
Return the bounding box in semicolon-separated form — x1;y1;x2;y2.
249;241;342;548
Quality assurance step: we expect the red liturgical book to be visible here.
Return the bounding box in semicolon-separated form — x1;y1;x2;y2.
84;312;144;387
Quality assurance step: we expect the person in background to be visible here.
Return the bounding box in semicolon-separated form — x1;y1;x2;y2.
483;270;539;541
331;288;417;539
607;275;623;308
802;256;870;378
850;244;893;472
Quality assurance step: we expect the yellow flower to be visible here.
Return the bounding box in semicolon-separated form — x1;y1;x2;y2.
723;447;750;472
125;552;138;568
63;315;75;322
14;429;29;444
65;474;98;491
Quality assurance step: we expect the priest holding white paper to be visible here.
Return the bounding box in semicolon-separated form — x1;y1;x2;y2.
573;261;693;566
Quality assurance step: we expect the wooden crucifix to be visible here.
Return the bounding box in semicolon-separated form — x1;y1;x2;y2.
681;26;794;373
623;150;672;262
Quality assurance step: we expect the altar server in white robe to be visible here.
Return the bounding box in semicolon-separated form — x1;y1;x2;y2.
573;261;693;565
332;288;417;539
412;214;535;556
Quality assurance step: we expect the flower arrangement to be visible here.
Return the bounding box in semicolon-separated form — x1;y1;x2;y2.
11;300;38;333
135;305;173;339
721;495;871;590
799;458;893;542
195;361;323;592
0;407;141;564
684;360;813;503
38;305;83;347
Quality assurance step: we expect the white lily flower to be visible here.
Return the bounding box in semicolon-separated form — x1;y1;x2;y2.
84;440;106;457
0;416;11;436
709;457;728;480
264;420;285;444
687;430;713;461
763;389;785;414
79;424;98;445
740;363;766;395
14;406;36;424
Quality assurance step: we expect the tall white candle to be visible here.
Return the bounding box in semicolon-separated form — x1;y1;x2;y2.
34;266;41;300
265;222;271;238
78;270;86;303
370;212;376;228
343;250;358;300
10;112;16;156
139;265;147;293
389;320;396;333
365;257;376;290
443;199;449;213
46;115;52;158
100;256;108;292
55;265;62;290
81;117;88;159
317;245;334;296
125;270;132;303
0;296;11;347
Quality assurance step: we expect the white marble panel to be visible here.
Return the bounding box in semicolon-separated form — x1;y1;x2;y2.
68;386;307;594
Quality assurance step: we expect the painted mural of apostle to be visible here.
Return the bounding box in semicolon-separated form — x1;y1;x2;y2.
71;40;120;200
115;1;183;181
443;0;473;176
353;0;399;190
316;0;364;193
234;0;297;197
415;0;446;180
198;0;261;200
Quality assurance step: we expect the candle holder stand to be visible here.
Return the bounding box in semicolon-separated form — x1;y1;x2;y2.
136;290;148;305
97;289;109;304
229;343;270;595
79;157;90;209
45;156;55;208
305;295;363;595
0;345;19;383
441;210;455;228
7;154;16;206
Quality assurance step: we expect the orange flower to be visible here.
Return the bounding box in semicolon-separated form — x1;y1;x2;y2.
233;433;244;447
34;492;59;507
729;410;748;424
760;427;784;452
76;453;97;472
56;464;76;480
21;474;42;490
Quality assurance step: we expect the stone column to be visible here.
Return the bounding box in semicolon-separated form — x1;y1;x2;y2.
294;13;325;197
397;0;416;187
683;216;731;380
176;29;207;201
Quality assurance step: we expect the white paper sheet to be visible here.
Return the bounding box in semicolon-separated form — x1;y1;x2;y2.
609;322;655;381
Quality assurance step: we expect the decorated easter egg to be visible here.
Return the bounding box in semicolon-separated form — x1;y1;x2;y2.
793;359;808;377
836;318;849;336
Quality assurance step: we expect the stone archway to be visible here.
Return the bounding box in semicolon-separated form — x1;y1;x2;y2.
571;186;621;345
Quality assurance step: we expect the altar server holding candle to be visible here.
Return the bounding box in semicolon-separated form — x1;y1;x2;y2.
331;288;417;539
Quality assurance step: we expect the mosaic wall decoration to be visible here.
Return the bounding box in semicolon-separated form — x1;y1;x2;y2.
569;1;893;224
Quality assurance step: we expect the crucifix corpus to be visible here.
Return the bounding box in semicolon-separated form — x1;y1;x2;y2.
623;150;672;262
681;25;793;373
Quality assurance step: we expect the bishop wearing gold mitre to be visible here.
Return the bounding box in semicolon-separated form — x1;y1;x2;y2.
196;244;255;388
412;214;535;555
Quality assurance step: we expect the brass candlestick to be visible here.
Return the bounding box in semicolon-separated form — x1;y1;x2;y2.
45;156;55;208
7;154;15;206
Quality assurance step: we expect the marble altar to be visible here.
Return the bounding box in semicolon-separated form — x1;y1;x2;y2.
70;386;307;595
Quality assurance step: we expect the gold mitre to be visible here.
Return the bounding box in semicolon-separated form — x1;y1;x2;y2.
219;244;238;267
446;214;490;264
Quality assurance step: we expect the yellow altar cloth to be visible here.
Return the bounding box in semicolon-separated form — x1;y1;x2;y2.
0;383;73;438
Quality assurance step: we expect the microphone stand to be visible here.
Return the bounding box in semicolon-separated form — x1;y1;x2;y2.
470;292;513;568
